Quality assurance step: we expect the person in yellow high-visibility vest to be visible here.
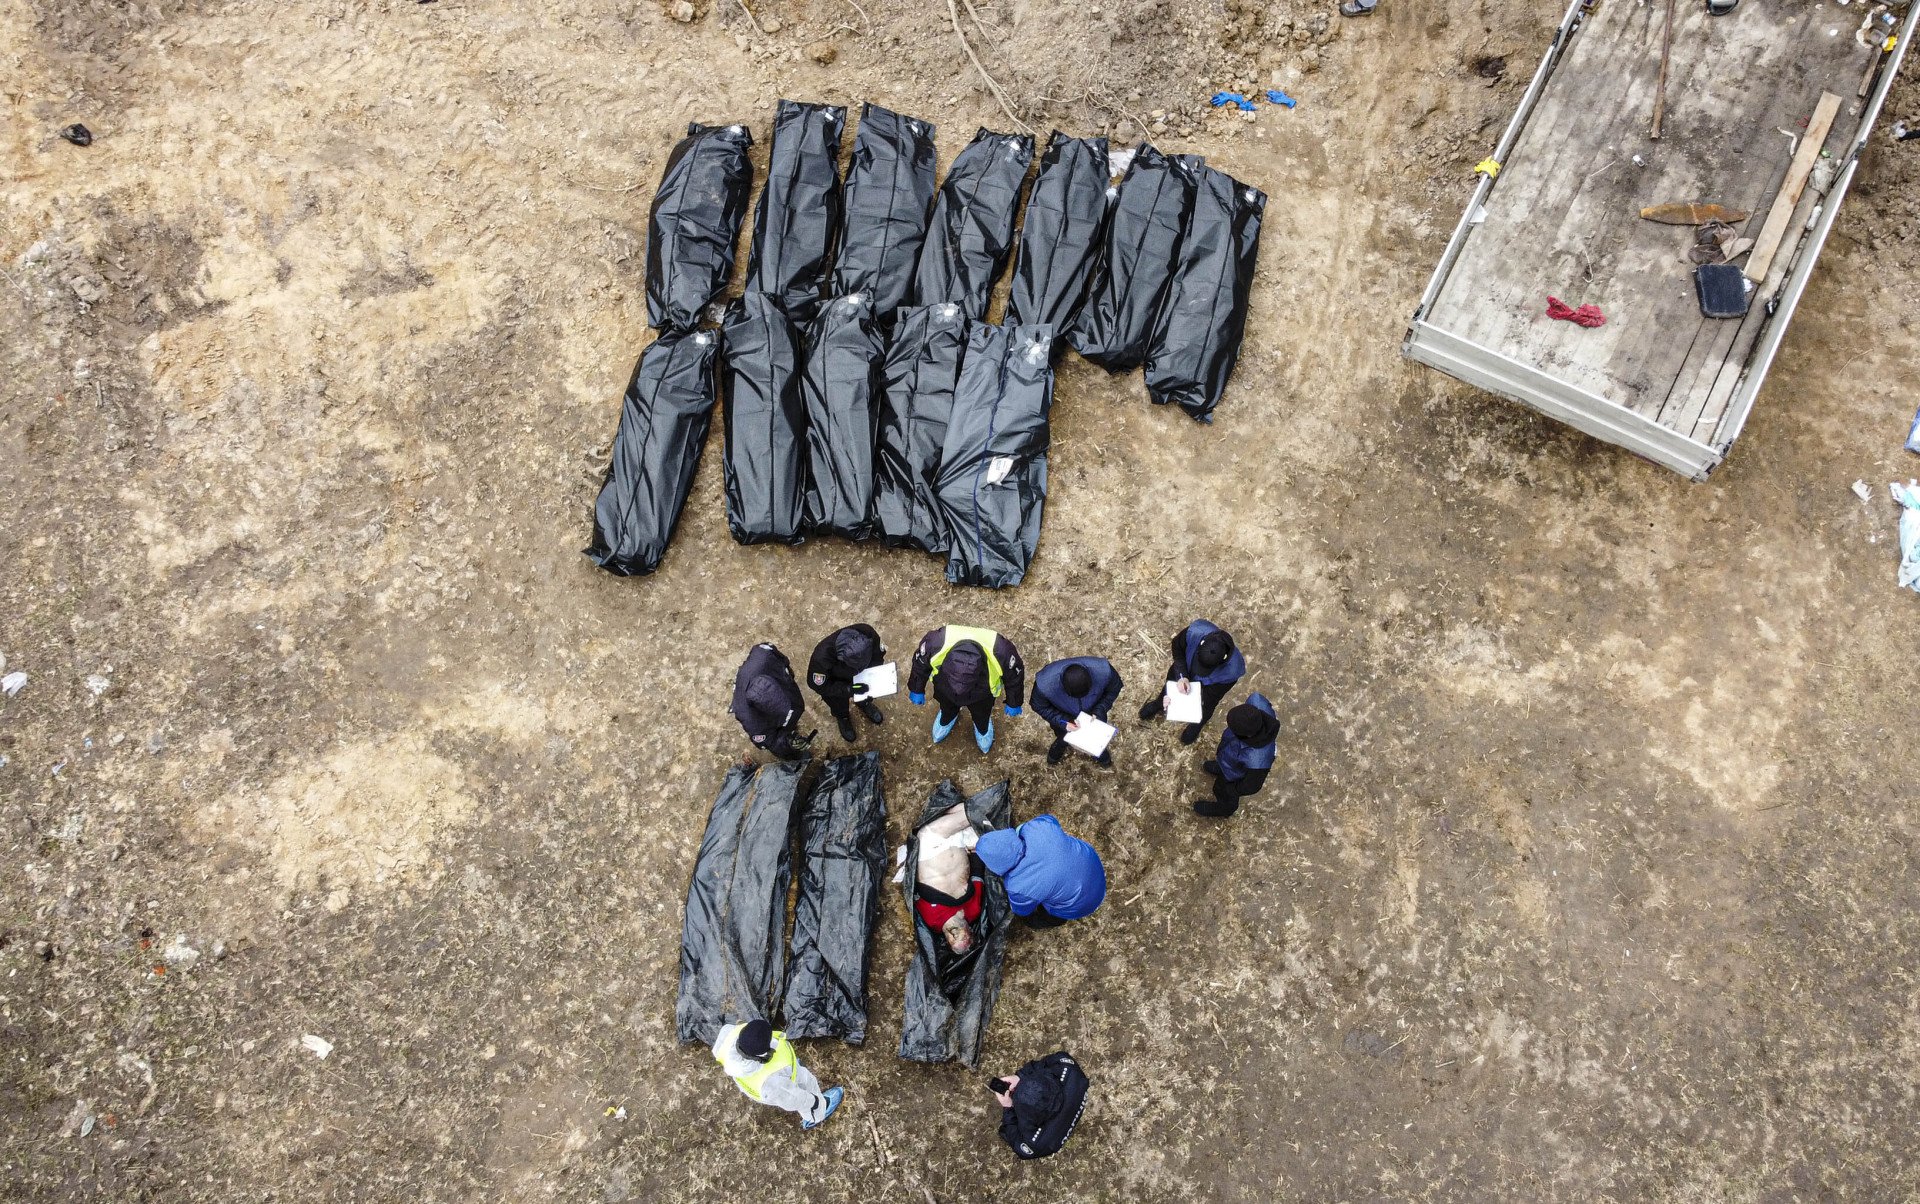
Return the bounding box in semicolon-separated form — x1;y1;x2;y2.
711;1019;844;1130
905;624;1027;754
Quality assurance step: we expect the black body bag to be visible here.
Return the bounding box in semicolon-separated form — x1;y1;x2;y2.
721;292;809;545
873;302;969;553
744;100;847;322
1144;165;1266;421
833;103;939;315
932;321;1055;589
780;752;888;1044
675;757;809;1046
899;779;1014;1067
1005;132;1112;341
910;128;1036;320
584;329;722;576
646;122;754;333
800;294;885;540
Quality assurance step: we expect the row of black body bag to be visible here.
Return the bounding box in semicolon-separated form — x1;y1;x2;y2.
585;100;1266;585
676;752;1015;1069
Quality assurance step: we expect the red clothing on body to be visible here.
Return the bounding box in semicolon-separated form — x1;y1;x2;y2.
915;878;984;930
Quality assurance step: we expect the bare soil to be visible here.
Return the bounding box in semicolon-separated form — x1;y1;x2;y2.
4;0;1920;1200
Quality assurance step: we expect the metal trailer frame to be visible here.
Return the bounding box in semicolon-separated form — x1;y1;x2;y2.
1403;0;1919;481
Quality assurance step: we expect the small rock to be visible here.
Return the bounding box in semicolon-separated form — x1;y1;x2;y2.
84;673;111;697
60;124;92;147
807;40;836;64
734;31;749;49
69;275;104;303
670;0;695;22
761;15;781;32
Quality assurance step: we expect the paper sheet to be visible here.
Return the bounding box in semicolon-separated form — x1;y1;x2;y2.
854;661;898;699
1063;713;1115;757
1164;681;1203;724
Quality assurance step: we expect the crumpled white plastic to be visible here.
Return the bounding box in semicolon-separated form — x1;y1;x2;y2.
1892;481;1920;593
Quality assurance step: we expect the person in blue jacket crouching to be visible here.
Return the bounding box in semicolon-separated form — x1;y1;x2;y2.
975;816;1106;929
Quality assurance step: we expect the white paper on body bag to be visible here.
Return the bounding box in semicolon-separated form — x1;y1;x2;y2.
1163;680;1203;724
854;662;898;698
1064;713;1116;757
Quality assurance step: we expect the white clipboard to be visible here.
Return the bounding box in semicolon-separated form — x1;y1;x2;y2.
1063;713;1115;757
853;662;898;699
1164;681;1203;724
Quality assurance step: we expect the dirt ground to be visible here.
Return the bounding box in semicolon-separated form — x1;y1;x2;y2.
5;0;1920;1199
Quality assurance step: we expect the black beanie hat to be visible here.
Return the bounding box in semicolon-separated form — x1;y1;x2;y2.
737;1019;773;1060
1196;630;1234;672
1227;703;1267;740
1062;663;1093;697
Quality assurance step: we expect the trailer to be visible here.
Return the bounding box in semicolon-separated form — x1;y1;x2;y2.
1404;0;1917;480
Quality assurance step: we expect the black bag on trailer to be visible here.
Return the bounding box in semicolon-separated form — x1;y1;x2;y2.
745;100;848;322
781;752;888;1044
899;779;1014;1067
646;122;755;334
910;128;1036;321
931;322;1055;589
675;757;810;1046
833;103;939;315
873;302;968;553
1066;145;1199;370
1144;165;1266;422
583;329;722;576
721;292;809;545
800;294;884;540
1005;133;1112;338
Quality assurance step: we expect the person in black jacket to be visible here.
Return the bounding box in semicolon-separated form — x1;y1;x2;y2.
1196;694;1279;817
729;642;810;760
806;623;888;743
992;1051;1090;1159
1030;657;1123;767
905;625;1026;755
1137;618;1246;745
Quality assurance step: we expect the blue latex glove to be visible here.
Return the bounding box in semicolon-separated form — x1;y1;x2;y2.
1209;91;1257;112
1266;89;1297;109
1004;705;1023;718
909;691;926;706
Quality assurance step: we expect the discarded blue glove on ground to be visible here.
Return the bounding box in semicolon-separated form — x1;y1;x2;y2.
1209;91;1257;112
1266;90;1297;108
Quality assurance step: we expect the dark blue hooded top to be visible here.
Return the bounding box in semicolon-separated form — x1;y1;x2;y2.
1030;657;1124;730
1215;691;1279;782
1174;619;1246;686
974;816;1106;920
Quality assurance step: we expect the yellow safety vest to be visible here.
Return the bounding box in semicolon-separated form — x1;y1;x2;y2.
718;1028;798;1102
929;625;1004;698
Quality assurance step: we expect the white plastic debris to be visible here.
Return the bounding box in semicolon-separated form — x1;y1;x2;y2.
162;935;200;970
301;1034;334;1059
985;455;1016;486
84;673;110;696
2;671;26;698
1852;479;1873;502
1893;481;1920;593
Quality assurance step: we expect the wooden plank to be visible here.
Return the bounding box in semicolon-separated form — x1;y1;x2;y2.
1651;0;1677;140
1744;92;1841;283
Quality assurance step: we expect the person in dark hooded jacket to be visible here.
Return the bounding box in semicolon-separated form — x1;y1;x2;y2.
729;642;811;761
1031;657;1124;767
992;1050;1090;1159
1137;618;1246;745
906;624;1026;755
806;623;888;744
1195;693;1279;817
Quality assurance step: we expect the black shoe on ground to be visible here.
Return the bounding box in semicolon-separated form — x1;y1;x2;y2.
858;700;885;726
1179;723;1202;746
1096;751;1113;768
837;715;857;743
1202;759;1220;776
1193;799;1236;818
1047;738;1068;766
1138;699;1161;722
